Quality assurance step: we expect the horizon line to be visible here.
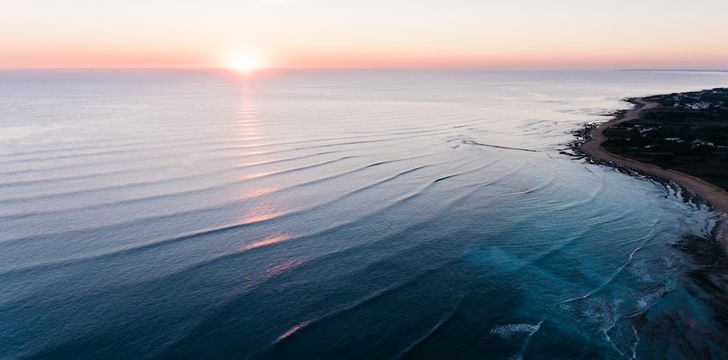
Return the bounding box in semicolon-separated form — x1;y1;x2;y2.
1;67;727;72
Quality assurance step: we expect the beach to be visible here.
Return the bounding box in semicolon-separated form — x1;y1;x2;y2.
581;97;728;248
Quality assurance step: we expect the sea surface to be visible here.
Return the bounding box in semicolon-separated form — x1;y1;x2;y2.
1;70;727;359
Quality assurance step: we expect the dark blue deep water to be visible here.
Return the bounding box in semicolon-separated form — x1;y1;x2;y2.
1;70;728;359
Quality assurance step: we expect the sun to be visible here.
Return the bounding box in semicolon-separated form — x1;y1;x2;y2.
228;53;262;73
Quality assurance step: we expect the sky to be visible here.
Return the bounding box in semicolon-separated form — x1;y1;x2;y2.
2;0;728;69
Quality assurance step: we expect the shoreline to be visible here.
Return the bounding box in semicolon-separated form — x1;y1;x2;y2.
579;97;728;249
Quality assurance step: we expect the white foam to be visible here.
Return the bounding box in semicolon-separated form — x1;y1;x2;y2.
490;322;542;338
636;286;668;311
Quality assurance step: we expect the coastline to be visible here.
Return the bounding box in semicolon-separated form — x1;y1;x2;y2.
580;97;728;249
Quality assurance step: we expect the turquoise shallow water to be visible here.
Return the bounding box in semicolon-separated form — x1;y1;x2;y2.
1;70;727;359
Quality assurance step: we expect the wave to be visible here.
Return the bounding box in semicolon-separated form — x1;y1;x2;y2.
0;149;441;222
155;170;508;353
0;125;450;184
0;148;351;190
490;321;542;338
500;160;558;196
454;139;541;153
0;152;363;205
0;125;425;165
0;154;477;278
394;298;463;359
560;222;660;304
268;264;453;346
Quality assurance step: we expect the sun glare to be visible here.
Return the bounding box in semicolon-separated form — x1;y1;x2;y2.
229;53;262;73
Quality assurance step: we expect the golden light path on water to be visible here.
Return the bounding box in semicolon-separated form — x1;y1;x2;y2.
1;70;728;359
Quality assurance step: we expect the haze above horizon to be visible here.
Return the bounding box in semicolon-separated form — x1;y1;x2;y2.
2;0;727;70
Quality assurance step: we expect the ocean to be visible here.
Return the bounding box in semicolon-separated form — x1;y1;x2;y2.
1;70;727;359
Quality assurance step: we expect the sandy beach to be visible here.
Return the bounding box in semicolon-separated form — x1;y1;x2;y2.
581;98;728;247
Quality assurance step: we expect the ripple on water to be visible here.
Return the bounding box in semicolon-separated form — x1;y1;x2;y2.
3;70;728;359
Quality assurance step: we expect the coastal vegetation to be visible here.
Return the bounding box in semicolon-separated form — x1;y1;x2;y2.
602;88;728;191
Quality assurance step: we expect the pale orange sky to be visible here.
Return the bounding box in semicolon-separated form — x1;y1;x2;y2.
2;0;728;69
